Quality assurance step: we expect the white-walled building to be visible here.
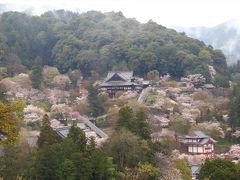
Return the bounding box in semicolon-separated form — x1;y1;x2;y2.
178;131;217;158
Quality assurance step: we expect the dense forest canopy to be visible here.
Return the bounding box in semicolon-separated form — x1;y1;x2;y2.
0;10;227;79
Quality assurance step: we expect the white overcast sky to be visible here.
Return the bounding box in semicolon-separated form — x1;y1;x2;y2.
1;0;240;27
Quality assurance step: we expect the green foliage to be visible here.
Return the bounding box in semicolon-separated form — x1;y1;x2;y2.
27;120;41;130
134;109;151;140
147;70;159;81
57;159;76;180
173;105;181;114
42;66;60;87
169;115;191;135
199;158;240;180
214;73;230;88
124;162;160;180
87;82;104;117
232;73;240;86
198;49;212;63
116;106;134;130
0;142;32;180
0;100;25;145
229;90;240;128
30;56;43;89
175;159;192;180
67;123;87;151
117;106;151;140
68;69;81;87
103;129;150;170
212;50;227;74
0;11;227;79
32;128;121;180
37;114;58;148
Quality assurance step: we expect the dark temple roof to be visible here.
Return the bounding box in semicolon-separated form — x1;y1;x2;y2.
105;71;133;82
100;71;139;87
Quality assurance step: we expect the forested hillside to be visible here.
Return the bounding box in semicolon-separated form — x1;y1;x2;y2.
0;10;227;79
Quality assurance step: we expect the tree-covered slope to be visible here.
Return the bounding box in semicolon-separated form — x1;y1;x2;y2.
0;10;227;79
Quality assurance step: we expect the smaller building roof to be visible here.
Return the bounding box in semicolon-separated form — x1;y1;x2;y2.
179;131;217;145
56;121;108;140
198;137;217;145
186;131;208;139
191;165;201;176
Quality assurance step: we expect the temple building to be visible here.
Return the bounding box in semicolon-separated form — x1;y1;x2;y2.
99;71;149;97
178;131;217;158
56;120;108;145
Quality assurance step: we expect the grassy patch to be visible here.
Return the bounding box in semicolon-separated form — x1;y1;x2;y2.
215;138;234;154
216;138;234;147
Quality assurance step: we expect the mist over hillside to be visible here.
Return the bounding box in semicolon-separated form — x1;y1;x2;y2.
176;19;240;64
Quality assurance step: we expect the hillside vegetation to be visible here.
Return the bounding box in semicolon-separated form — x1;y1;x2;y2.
0;10;227;79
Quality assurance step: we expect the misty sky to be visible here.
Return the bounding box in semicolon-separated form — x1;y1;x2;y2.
1;0;240;27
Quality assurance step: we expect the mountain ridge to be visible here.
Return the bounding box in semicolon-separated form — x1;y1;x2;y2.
175;19;240;64
0;10;227;81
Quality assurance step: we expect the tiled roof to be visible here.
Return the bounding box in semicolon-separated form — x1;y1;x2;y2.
191;165;201;175
186;131;208;138
56;121;108;139
105;71;133;82
99;71;143;88
180;131;217;145
198;137;217;145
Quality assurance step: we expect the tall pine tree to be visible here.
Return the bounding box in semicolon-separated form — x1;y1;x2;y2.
116;106;134;130
229;90;240;128
87;82;104;117
30;56;43;89
37;114;57;148
67;123;87;151
134;109;151;140
116;106;151;140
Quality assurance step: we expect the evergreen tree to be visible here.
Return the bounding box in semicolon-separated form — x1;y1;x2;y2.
37;114;57;148
87;137;96;152
68;69;81;88
134;109;151;140
205;108;213;121
147;70;160;81
116;106;134;130
67;123;87;151
30;56;43;89
173;105;181;115
117;106;151;140
229;90;240;128
0;142;32;180
87;82;104;117
57;159;76;180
